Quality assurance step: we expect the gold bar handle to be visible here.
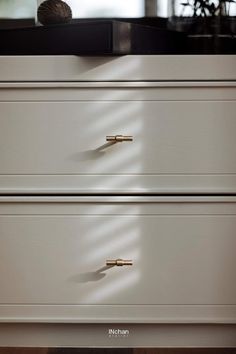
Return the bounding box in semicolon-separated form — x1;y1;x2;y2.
106;259;133;267
106;135;133;143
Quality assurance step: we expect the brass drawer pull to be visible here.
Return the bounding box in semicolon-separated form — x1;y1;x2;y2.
106;259;133;267
106;135;133;143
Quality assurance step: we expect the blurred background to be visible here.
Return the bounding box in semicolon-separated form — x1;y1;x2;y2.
0;0;168;19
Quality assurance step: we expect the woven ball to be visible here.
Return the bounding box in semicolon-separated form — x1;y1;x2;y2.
37;0;72;25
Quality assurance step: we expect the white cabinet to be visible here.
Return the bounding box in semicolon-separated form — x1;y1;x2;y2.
0;55;236;347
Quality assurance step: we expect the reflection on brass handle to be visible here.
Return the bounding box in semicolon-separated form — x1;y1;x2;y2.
106;135;133;143
106;259;133;267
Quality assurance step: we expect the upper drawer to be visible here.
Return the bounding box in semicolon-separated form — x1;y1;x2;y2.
0;84;236;194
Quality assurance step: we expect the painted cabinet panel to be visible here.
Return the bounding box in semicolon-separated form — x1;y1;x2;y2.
0;100;236;194
0;198;236;323
0;56;236;81
1;56;236;346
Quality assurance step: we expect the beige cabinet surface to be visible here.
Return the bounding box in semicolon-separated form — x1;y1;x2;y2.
0;85;236;194
0;55;236;81
0;56;236;347
0;197;236;324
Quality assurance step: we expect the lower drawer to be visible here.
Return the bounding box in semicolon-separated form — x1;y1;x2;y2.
0;197;236;323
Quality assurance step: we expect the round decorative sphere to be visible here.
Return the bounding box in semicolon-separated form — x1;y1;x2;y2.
37;0;72;26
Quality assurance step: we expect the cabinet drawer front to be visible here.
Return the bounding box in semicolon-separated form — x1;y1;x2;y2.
0;56;236;81
0;99;236;194
0;197;236;323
